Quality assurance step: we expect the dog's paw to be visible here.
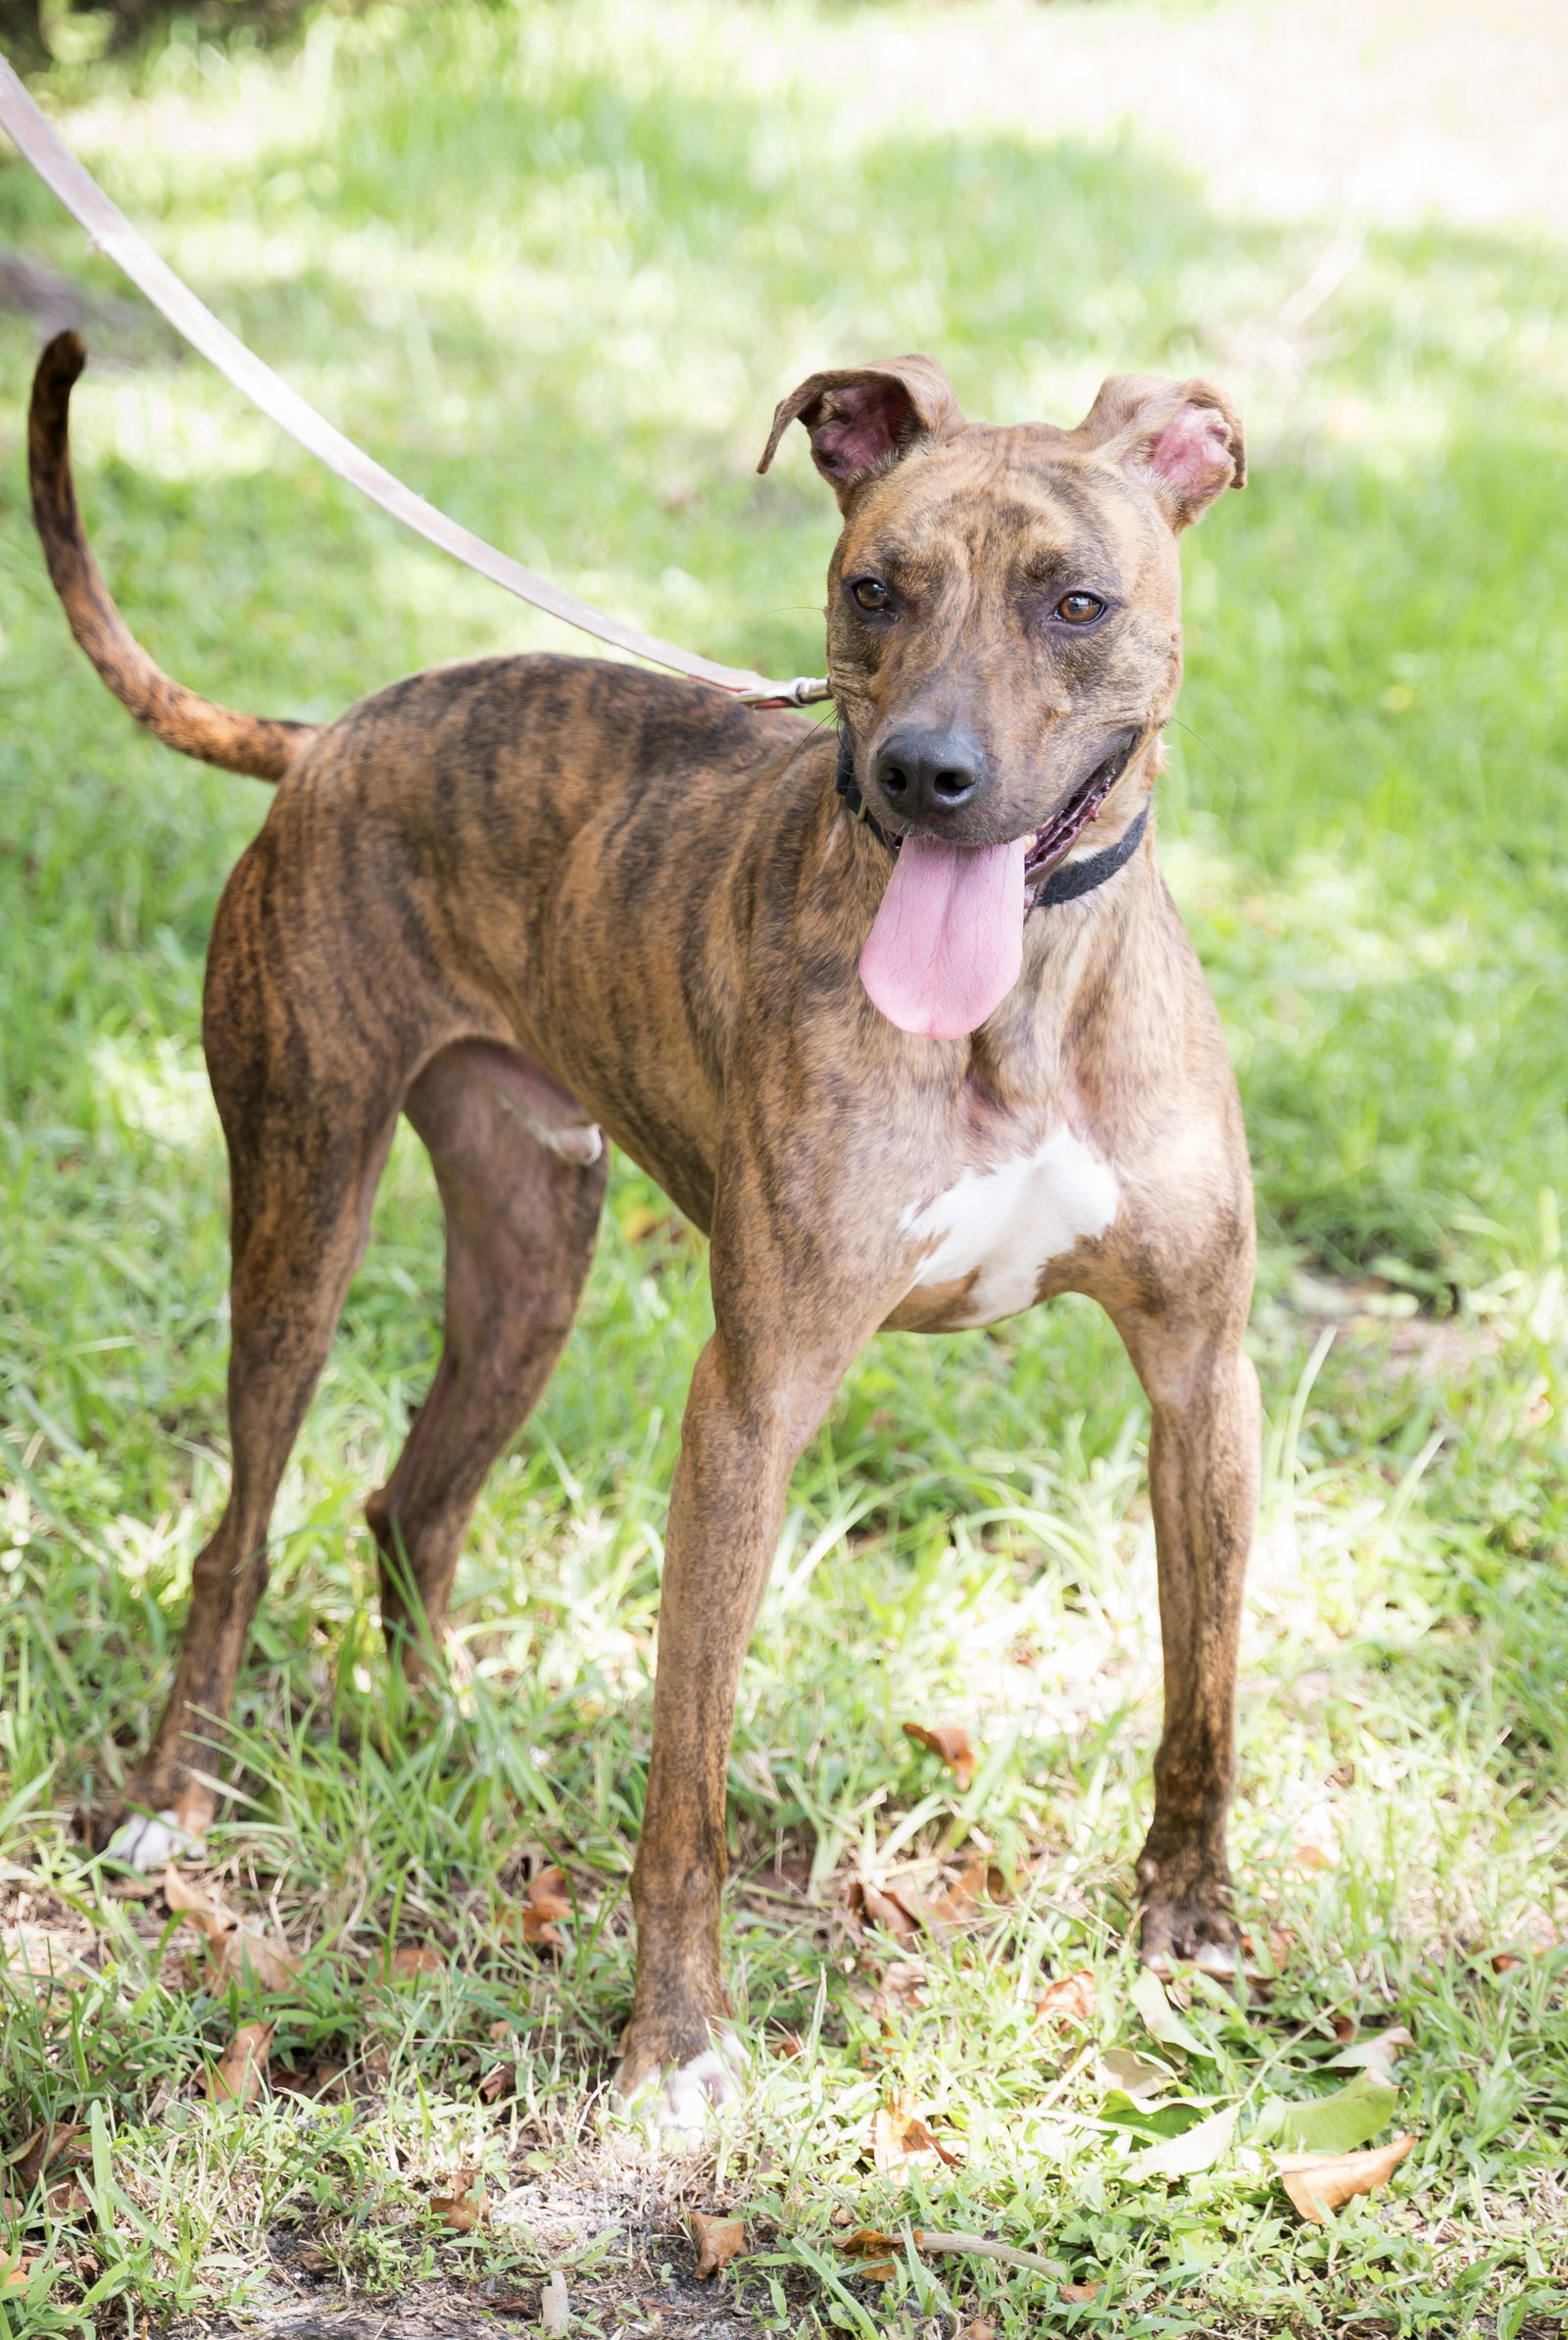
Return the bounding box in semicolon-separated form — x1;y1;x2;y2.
614;2029;745;2144
1139;1893;1242;1979
1137;1847;1241;1978
103;1808;205;1872
1140;1917;1240;1980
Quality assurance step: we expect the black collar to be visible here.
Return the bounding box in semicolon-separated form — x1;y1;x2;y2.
834;729;1150;912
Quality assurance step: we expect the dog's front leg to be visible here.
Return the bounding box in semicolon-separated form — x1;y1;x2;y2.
1118;1303;1259;1976
618;1287;869;2130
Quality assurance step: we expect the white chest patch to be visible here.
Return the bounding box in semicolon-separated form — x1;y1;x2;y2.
900;1126;1119;1326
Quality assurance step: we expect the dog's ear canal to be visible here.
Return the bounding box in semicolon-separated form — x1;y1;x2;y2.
758;356;963;509
1073;374;1246;531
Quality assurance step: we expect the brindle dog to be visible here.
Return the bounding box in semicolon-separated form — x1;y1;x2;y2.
29;330;1256;2130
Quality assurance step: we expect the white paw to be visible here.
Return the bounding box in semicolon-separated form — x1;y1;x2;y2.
1143;1936;1238;1983
619;2041;745;2141
105;1810;202;1872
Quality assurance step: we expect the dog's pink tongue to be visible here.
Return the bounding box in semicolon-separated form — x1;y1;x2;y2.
859;832;1028;1039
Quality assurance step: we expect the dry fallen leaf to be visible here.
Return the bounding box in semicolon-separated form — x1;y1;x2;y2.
1130;1965;1207;2057
873;2093;963;2175
270;2055;346;2102
854;1877;924;1941
213;1926;300;1994
926;1855;989;1930
1279;2133;1416;2223
1099;2046;1173;2100
207;2018;274;2105
691;2212;745;2278
1037;1969;1097;2027
162;1865;223;1924
1324;2023;1413;2081
519;1866;572;1950
770;2027;806;2061
1;2257;35;2293
43;2174;91;2221
163;1866;299;1994
620;1203;692;1247
1122;2104;1238;2183
1061;2280;1103;2303
8;2121;86;2191
1243;1925;1296;1974
838;2227;899;2282
376;1942;445;1983
1491;1951;1526;1974
431;2197;479;2231
903;1720;978;1790
478;2060;516;2104
867;1958;926;2023
540;2267;569;2334
430;2171;484;2232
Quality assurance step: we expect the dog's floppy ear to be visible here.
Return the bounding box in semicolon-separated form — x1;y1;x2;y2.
1072;374;1245;531
758;356;963;509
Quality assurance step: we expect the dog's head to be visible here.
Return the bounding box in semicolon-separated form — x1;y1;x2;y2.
759;356;1244;1038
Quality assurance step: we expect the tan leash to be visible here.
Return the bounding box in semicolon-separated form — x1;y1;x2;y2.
0;58;831;712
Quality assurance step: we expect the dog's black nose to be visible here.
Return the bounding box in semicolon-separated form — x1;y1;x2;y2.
873;728;987;822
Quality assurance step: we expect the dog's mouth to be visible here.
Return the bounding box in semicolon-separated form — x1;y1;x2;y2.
858;727;1143;1043
1022;728;1138;891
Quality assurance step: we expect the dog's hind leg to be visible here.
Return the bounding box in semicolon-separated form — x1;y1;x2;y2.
366;1041;607;1675
102;1044;402;1867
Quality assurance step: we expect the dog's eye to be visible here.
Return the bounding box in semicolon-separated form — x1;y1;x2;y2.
850;576;891;612
1054;591;1105;625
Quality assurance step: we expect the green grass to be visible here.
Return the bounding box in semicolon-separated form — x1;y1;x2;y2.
1;0;1567;2330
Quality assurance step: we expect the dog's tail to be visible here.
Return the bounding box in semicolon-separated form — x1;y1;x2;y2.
28;333;318;782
